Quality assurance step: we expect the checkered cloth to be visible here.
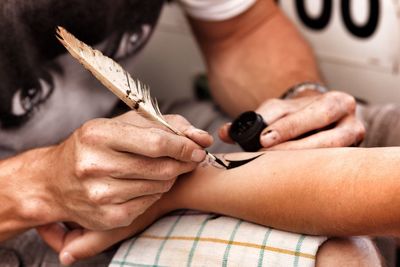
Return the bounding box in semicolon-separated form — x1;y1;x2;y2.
110;210;327;267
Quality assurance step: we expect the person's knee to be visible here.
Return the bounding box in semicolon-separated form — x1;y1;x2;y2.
316;237;383;267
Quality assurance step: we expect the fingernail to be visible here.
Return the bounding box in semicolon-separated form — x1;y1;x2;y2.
260;130;279;147
193;128;209;135
60;252;76;266
262;129;273;136
191;149;206;162
186;127;209;136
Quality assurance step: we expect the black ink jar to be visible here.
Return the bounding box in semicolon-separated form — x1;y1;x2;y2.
228;111;267;152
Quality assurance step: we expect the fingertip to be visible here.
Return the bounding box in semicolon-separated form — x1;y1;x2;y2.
60;251;76;266
58;229;126;265
218;123;235;144
58;230;89;265
260;129;279;148
191;149;207;163
185;127;214;148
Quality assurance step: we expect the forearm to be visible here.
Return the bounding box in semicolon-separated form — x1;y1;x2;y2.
0;147;57;241
169;148;400;236
56;147;400;260
190;0;322;116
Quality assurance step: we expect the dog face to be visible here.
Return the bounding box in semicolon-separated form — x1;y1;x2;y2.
0;0;164;158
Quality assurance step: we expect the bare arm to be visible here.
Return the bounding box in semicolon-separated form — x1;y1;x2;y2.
55;147;400;264
189;0;321;116
0;147;52;241
172;148;400;236
190;1;364;150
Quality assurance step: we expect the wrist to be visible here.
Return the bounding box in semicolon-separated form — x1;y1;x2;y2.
166;163;226;212
281;82;327;99
157;186;182;214
4;147;62;227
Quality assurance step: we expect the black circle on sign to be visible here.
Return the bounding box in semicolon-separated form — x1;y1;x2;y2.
341;0;380;38
296;0;332;30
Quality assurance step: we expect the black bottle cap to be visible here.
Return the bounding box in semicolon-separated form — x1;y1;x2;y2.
228;111;267;152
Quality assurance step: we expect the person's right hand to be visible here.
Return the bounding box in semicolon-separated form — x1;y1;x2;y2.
29;111;212;231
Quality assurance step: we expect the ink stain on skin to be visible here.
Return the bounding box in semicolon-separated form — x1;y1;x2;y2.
214;156;228;169
202;156;226;169
203;153;263;170
226;154;264;169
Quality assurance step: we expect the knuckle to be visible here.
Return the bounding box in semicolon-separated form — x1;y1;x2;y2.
73;154;111;178
335;126;360;147
326;91;356;113
265;98;282;106
74;158;93;178
177;142;191;160
78;119;108;145
332;140;346;148
325;91;345;101
341;94;356;113
282;122;297;140
73;151;106;178
325;131;348;148
19;198;50;223
259;98;282;111
147;128;167;156
166;114;189;126
86;184;112;205
358;123;366;137
319;101;337;124
335;133;349;147
271;115;296;139
106;207;133;228
83;210;108;230
124;110;139;120
161;163;178;179
354;121;366;141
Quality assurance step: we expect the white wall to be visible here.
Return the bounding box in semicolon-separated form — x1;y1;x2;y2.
129;4;204;101
132;0;400;104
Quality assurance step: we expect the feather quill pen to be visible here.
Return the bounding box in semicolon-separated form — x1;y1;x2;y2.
55;26;227;168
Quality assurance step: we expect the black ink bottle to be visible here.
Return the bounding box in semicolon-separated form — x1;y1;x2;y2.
228;111;267;152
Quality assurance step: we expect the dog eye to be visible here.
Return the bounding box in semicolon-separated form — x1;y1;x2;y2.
113;24;151;60
11;77;54;117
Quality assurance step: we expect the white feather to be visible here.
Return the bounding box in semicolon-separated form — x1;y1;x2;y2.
56;26;182;135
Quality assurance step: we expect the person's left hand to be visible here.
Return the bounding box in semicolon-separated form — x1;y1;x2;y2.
37;192;175;266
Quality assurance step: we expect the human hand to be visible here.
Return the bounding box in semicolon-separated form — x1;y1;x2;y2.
219;91;365;150
37;151;251;265
37;190;176;265
29;111;212;232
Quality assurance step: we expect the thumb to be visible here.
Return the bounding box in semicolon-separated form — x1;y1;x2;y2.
218;123;235;144
59;229;124;266
165;115;214;148
36;223;68;252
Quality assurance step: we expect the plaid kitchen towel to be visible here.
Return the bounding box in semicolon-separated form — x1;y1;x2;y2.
110;210;327;267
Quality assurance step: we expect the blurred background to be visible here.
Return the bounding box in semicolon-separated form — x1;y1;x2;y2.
130;0;400;104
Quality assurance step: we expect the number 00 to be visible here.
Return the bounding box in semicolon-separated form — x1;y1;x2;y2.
285;0;381;38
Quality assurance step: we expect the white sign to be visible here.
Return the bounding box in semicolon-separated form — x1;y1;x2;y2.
279;0;400;72
277;0;400;103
